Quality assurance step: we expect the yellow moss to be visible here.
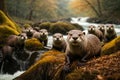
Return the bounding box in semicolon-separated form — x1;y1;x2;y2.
0;10;21;48
0;10;21;32
40;49;65;59
101;36;120;55
23;24;31;29
15;50;65;80
14;50;120;80
0;25;19;47
25;38;44;51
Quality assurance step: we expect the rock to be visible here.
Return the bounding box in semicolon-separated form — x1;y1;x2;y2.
0;10;21;48
14;49;120;80
25;38;44;51
101;36;120;55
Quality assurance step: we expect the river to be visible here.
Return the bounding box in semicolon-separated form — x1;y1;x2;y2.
0;17;120;80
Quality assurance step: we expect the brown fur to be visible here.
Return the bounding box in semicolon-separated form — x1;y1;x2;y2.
6;33;27;50
65;30;101;65
52;33;66;52
39;29;48;46
88;25;104;41
32;31;41;39
2;45;13;59
98;24;105;35
105;24;117;42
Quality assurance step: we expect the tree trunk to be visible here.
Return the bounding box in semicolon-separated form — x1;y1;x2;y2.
0;0;7;14
27;0;36;20
28;10;34;20
96;0;102;16
84;0;101;17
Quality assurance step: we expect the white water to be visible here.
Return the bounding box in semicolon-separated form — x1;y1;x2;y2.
0;71;24;80
71;17;120;35
0;17;120;80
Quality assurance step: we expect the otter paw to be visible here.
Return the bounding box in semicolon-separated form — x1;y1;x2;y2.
63;64;71;73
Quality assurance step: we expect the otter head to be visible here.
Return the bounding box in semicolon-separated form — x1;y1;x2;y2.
18;33;27;41
39;29;48;35
39;29;48;38
106;24;114;33
88;25;96;33
53;33;64;44
26;28;35;37
67;30;85;46
98;24;105;31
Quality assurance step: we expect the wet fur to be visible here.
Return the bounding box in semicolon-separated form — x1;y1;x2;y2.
65;30;101;65
6;34;27;50
39;29;48;46
105;24;117;42
52;33;66;52
88;25;104;41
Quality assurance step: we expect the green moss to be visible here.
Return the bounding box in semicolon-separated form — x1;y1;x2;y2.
23;24;31;29
101;36;120;55
39;22;51;30
50;21;76;34
71;23;84;31
25;38;44;51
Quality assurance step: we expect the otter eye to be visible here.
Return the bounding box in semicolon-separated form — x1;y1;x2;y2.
78;34;81;36
69;34;72;36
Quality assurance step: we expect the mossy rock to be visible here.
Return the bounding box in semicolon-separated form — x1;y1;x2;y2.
0;10;21;33
14;50;65;80
0;10;21;48
50;21;76;34
25;38;44;51
64;51;120;80
71;23;84;31
23;24;31;29
39;22;51;30
101;36;120;55
14;50;120;80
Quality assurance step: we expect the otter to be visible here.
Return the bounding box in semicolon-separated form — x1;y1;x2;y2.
32;31;41;39
1;45;13;60
52;33;66;52
39;29;48;46
65;30;101;66
6;33;27;51
105;24;117;42
26;29;35;39
88;25;104;41
97;24;105;35
22;27;35;39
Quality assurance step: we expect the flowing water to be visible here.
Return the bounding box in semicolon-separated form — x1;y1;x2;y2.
0;17;120;80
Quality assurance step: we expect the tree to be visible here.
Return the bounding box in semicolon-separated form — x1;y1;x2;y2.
0;0;7;14
69;0;103;17
102;0;120;20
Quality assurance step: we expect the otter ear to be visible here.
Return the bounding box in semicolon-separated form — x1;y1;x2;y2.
83;32;85;35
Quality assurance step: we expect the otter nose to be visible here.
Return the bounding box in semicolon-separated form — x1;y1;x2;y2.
73;37;78;40
56;38;59;40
